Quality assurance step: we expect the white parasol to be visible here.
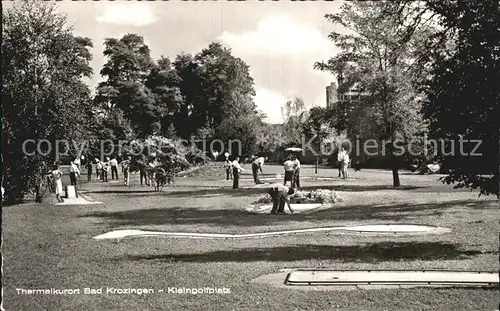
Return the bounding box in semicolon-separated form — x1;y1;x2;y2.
285;147;303;152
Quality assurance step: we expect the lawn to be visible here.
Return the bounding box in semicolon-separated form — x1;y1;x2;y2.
2;163;499;311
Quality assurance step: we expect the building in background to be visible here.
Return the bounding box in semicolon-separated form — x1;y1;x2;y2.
326;82;338;108
326;81;370;108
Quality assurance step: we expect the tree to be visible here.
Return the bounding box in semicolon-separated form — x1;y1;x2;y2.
376;0;499;196
195;43;256;127
172;52;202;138
2;1;93;202
217;112;263;157
281;97;307;146
144;56;184;136
417;0;500;197
95;34;156;137
315;1;432;187
302;106;348;162
123;136;192;182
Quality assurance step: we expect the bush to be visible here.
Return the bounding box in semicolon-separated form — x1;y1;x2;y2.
122;135;206;179
254;189;342;204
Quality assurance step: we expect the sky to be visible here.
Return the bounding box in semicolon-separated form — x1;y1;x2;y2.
10;1;344;124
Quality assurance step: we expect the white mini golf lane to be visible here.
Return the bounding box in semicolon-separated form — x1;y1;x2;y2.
94;224;451;240
252;270;499;290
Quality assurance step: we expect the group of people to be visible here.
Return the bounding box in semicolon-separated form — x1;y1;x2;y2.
46;155;135;202
220;152;298;215
89;157;121;183
283;155;301;188
46;160;82;202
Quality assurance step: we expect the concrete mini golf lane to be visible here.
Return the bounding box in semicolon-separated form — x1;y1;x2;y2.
251;269;499;290
94;224;451;240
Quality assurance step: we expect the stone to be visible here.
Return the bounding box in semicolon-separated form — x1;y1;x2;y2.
66;186;77;198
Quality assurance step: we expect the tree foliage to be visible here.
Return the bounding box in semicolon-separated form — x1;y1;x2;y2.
123;136;192;180
375;0;499;196
418;0;500;196
315;1;433;187
2;1;94;202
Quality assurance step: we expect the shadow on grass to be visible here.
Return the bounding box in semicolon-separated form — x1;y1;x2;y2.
121;242;487;263
300;185;429;192
81;199;493;227
95;184;432;198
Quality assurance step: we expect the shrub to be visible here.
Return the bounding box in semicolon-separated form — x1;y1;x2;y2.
254;189;342;204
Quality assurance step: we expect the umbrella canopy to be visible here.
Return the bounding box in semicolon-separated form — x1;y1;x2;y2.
285;147;303;152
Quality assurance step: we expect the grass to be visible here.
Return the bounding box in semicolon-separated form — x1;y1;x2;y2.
2;164;499;311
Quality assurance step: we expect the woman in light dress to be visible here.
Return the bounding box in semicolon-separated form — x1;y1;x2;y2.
51;165;64;202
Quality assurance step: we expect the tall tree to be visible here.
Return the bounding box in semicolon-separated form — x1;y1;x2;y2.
281;96;306;123
195;42;257;128
95;34;156;136
417;0;500;196
281;97;307;146
144;56;184;136
2;1;93;202
315;1;433;187
173;43;260;142
172;52;203;138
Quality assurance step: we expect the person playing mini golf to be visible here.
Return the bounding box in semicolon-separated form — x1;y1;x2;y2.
252;156;267;184
268;183;295;215
224;157;233;180
232;157;244;189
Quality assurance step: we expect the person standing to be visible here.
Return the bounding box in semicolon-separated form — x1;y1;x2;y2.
336;148;344;177
96;160;102;180
212;151;219;161
101;157;110;182
340;148;350;179
283;157;295;186
268;183;295;215
140;165;149;186
51;165;64;202
85;161;93;181
121;156;131;186
252;156;267;184
74;156;81;171
110;157;119;180
232;157;244;189
69;161;80;186
292;155;301;188
224;157;233;180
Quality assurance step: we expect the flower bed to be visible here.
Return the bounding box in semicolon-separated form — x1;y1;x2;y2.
255;189;342;204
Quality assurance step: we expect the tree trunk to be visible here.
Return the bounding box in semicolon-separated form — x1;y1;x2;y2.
35;181;43;203
390;151;400;188
315;157;318;174
392;166;400;188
